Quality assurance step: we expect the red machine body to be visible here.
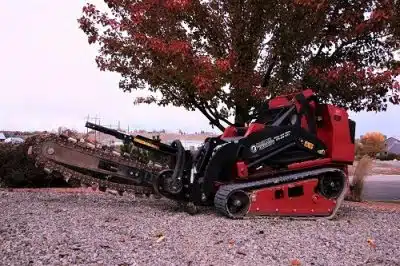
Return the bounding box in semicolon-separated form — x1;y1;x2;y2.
221;89;355;162
208;89;355;218
247;179;337;217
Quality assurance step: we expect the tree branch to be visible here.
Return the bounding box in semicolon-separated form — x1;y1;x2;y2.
193;102;226;132
329;38;362;60
204;103;233;126
315;42;325;58
261;55;278;87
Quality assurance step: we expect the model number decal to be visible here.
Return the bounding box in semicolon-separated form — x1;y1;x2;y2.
250;131;291;153
304;141;314;150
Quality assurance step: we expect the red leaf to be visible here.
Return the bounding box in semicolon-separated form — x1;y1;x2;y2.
106;18;119;30
394;81;400;90
215;59;230;72
88;35;97;44
308;67;320;76
194;56;213;73
82;3;97;15
251;86;269;98
370;9;390;22
327;69;340;82
355;23;366;34
164;0;191;11
293;0;328;11
193;75;214;93
134;96;156;105
291;258;302;266
168;40;192;56
394;67;400;75
134;33;147;42
356;71;365;79
129;0;156;24
148;37;168;53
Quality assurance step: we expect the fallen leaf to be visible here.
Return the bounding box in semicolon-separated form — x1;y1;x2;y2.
156;235;165;242
367;238;376;249
291;259;301;266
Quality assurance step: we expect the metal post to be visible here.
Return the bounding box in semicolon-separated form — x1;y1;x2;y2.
85;114;89;135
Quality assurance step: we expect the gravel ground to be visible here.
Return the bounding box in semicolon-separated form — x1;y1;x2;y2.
1;191;400;266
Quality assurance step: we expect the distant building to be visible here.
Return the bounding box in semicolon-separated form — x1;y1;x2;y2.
385;137;400;155
0;133;5;142
4;137;24;144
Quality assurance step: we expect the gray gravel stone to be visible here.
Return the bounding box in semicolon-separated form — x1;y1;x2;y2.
0;192;399;266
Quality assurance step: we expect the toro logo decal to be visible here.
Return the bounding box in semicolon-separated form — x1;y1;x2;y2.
250;131;291;153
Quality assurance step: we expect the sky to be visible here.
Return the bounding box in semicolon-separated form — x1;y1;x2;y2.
0;1;399;138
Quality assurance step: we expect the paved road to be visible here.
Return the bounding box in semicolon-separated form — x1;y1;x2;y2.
360;175;400;201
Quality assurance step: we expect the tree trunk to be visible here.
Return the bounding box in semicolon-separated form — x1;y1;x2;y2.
234;105;250;127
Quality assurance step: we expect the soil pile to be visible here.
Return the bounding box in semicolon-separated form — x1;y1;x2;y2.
0;142;73;188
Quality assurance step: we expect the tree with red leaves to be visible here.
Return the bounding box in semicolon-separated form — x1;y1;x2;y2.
78;0;400;131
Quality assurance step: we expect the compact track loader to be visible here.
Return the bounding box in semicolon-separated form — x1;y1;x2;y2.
26;89;355;219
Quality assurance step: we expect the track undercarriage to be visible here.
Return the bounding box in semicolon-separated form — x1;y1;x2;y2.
214;167;347;219
26;89;355;219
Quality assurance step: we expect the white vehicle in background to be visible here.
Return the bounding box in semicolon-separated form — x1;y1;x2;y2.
4;137;24;144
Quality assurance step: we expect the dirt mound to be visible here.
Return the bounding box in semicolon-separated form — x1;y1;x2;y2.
0;141;75;188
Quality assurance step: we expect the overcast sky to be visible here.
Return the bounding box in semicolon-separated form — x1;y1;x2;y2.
1;1;399;138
